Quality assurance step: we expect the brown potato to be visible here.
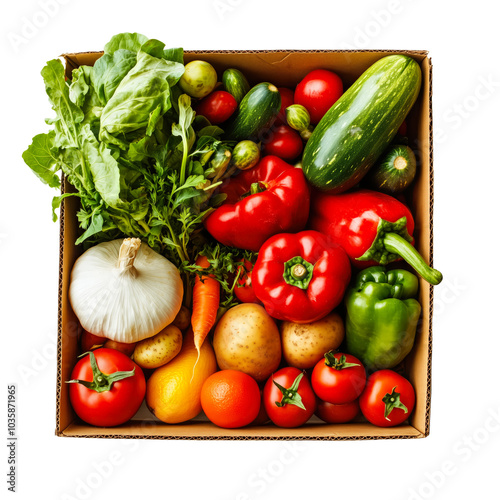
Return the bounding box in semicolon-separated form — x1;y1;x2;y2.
280;312;345;369
213;303;281;381
133;325;183;369
172;305;191;331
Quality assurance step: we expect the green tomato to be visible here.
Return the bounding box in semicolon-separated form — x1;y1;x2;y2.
179;60;217;98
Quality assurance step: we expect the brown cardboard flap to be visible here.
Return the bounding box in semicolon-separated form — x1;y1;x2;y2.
61;421;424;440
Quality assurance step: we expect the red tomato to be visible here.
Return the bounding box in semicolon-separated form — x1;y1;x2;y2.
263;367;316;428
194;90;237;125
311;352;366;404
398;120;408;136
235;259;260;304
276;87;294;125
80;330;106;352
251;389;270;426
316;399;360;424
294;69;343;124
262;125;303;161
359;370;415;427
104;340;136;357
68;348;146;427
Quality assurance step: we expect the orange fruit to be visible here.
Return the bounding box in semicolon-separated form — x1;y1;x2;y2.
146;329;217;424
201;370;261;428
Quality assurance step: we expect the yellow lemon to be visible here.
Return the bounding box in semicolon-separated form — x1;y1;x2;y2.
146;330;217;424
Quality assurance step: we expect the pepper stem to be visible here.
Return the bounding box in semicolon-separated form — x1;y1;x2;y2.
291;264;307;279
250;182;267;195
283;256;315;289
383;233;442;285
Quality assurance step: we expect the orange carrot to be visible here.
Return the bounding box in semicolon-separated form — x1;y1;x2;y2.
191;255;220;362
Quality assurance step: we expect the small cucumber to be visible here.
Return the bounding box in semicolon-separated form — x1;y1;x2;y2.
367;144;417;194
286;104;310;132
224;82;281;142
232;140;261;170
222;68;251;104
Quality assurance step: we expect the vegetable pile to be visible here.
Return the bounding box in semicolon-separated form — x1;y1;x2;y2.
24;33;442;430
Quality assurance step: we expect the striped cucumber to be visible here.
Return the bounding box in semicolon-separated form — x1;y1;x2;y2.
232;140;261;170
224;82;281;142
222;68;250;104
302;55;422;192
367;144;417;194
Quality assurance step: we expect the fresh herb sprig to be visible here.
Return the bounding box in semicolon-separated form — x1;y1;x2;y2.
181;243;257;309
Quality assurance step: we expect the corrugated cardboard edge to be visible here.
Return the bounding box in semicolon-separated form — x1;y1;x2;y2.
55;49;432;440
55;166;66;436
424;57;434;437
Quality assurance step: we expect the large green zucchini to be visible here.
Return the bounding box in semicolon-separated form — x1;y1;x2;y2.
302;55;422;192
224;82;281;142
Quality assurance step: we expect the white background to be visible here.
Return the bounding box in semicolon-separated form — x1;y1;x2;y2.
2;0;499;499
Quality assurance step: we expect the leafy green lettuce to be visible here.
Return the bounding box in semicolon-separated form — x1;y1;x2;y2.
23;32;232;265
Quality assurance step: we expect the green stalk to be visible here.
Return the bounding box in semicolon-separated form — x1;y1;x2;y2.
383;233;443;285
179;133;189;186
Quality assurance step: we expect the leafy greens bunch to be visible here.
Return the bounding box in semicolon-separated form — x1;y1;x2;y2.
23;32;233;270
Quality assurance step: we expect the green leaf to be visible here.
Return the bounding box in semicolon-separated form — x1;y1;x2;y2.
41;59;84;149
51;192;80;222
75;213;104;245
69;66;90;107
146;105;163;136
99;50;184;148
172;94;196;139
172;94;196;184
104;32;149;55
198;125;225;138
81;125;121;207
174;187;200;205
113;196;149;221
163;47;184;64
22;132;61;188
93;49;137;104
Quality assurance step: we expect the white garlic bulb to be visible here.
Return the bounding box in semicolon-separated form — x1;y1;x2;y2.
69;238;183;343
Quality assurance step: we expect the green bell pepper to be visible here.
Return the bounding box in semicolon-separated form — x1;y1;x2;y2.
345;266;422;370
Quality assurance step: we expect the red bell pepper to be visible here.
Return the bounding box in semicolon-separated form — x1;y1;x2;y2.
204;156;310;251
309;189;442;285
252;230;351;323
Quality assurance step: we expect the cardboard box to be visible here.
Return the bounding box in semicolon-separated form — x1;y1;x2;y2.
56;49;434;440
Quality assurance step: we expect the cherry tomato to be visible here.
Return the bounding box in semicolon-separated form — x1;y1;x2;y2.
262;125;303;161
276;87;294;125
263;367;316;428
235;259;260;304
311;352;366;404
194;90;237;125
359;370;415;427
316;399;360;424
294;69;343;124
68;348;146;427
